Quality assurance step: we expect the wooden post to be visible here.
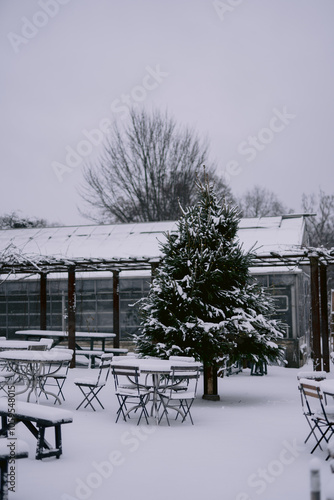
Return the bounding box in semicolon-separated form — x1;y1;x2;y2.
310;257;321;371
68;266;76;368
202;363;220;401
151;262;159;282
40;273;47;331
320;262;330;373
113;271;120;349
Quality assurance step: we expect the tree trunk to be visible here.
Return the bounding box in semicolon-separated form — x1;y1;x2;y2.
202;363;220;401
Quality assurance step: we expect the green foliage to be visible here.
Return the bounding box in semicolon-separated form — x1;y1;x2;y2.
135;177;285;370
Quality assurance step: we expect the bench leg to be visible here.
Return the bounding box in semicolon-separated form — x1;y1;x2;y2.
55;424;62;458
36;426;46;460
36;425;62;459
0;415;9;437
0;459;9;500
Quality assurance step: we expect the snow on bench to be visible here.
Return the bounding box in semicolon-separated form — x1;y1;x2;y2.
76;348;129;368
75;349;104;368
104;348;129;355
0;438;29;500
0;400;73;460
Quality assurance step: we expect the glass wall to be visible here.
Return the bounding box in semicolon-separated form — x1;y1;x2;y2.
0;271;309;342
0;276;150;340
252;271;310;340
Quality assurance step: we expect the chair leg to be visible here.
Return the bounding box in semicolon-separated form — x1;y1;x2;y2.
76;386;96;411
116;396;129;422
157;395;170;426
84;387;104;410
76;385;106;411
55;379;66;402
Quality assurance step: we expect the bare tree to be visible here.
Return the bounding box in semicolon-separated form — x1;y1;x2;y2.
302;189;334;247
237;185;292;218
79;108;234;223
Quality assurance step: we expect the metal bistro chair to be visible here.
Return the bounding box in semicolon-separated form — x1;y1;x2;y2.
158;365;200;425
112;364;151;425
38;349;74;404
298;379;334;455
74;354;113;411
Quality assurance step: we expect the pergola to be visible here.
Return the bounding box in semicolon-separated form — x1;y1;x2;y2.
254;247;334;372
0;243;160;367
1;237;333;372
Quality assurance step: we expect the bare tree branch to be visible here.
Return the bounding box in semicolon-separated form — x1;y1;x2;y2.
302;189;334;247
78;108;234;223
236;185;292;218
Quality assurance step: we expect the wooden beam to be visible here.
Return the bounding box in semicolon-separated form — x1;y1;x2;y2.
320;262;330;372
310;257;321;371
113;271;120;349
40;273;47;331
68;265;76;368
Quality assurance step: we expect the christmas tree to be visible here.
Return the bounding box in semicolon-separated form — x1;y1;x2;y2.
135;176;285;397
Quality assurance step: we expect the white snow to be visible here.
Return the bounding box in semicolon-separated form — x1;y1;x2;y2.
0;215;306;264
4;360;334;500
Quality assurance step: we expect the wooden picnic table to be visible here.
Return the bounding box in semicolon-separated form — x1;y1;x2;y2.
15;330;115;351
0;340;47;350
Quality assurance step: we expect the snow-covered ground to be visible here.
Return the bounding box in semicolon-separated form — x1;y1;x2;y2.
7;361;334;500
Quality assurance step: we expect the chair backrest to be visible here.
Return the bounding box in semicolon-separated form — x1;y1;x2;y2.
169;356;196;363
39;338;54;349
299;379;324;416
112;364;141;392
28;344;48;351
170;365;200;395
48;348;74;374
96;354;113;386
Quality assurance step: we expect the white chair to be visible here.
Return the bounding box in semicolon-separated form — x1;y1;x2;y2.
74;354;113;411
158;365;200;425
111;364;151;425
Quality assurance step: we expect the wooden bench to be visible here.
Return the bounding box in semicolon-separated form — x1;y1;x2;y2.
76;348;129;368
104;348;129;355
0;400;73;460
75;349;104;368
0;439;29;500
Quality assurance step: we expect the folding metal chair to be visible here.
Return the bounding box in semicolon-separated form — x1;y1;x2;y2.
38;348;73;404
158;365;200;425
298;379;334;454
111;365;150;425
74;354;113;411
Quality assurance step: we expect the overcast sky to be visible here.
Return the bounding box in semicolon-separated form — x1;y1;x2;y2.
1;0;333;226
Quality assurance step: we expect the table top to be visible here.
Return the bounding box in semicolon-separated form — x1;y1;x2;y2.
111;357;202;374
320;379;334;394
0;340;45;350
0;350;73;363
15;330;115;339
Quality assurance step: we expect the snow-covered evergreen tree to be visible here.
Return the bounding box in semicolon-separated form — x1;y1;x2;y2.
135;177;285;389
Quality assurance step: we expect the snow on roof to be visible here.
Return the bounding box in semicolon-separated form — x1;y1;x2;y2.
0;215;306;264
238;214;307;255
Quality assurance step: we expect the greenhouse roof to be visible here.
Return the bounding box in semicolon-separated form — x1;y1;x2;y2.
0;214;330;274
